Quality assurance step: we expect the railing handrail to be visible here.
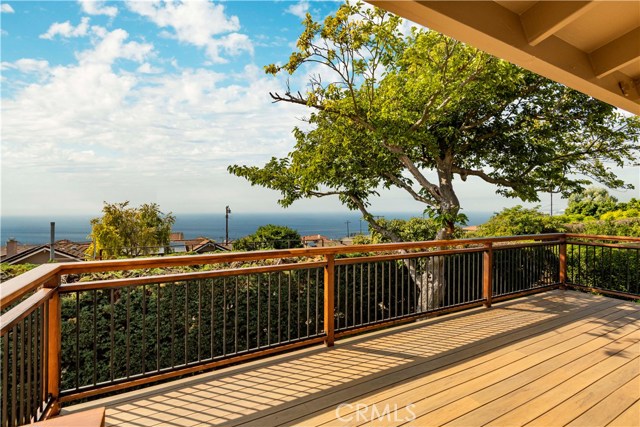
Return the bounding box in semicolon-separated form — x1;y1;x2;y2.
1;233;566;309
0;287;55;335
58;261;327;292
1;263;58;307
565;233;640;242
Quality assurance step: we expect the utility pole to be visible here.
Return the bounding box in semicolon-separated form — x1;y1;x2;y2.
359;219;362;235
225;206;231;244
345;220;351;237
550;191;553;216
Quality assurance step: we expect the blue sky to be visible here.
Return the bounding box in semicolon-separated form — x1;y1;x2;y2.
1;0;638;218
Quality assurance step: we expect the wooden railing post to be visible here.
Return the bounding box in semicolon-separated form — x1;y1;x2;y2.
324;254;335;347
45;278;61;416
483;242;493;308
559;236;567;289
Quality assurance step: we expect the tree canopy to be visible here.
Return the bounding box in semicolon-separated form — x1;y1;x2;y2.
233;224;303;251
229;1;640;241
473;206;566;237
87;201;175;259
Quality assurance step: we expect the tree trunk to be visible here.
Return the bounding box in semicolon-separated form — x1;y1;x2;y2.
416;155;460;311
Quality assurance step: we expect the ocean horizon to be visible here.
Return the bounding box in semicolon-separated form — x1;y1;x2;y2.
0;211;493;245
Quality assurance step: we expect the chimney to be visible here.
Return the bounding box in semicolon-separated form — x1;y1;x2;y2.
50;222;55;262
7;239;18;257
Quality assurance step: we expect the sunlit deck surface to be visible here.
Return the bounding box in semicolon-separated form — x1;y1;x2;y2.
63;290;640;427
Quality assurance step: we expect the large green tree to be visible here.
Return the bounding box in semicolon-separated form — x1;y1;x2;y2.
564;187;620;218
473;206;566;237
87;201;175;259
229;2;640;242
233;224;303;251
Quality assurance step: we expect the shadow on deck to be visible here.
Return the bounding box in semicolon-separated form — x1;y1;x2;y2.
63;290;640;427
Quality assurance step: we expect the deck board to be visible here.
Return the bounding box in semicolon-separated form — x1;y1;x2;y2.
62;290;640;427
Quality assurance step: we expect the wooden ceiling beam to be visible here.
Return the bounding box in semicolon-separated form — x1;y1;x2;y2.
520;1;597;46
589;27;640;79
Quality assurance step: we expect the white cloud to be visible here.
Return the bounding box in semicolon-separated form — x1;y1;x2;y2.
285;1;309;20
1;3;14;13
78;0;117;17
126;0;252;63
40;17;90;40
76;28;153;65
1;58;49;74
2;23;306;216
136;63;162;74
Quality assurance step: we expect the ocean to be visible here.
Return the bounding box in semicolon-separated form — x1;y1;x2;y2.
0;211;492;245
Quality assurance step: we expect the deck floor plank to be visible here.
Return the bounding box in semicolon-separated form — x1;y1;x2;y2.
606;399;640;427
336;314;640;427
250;297;622;426
566;374;640;427
281;300;631;427
60;291;640;427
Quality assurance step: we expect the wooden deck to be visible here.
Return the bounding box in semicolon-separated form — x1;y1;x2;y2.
62;290;640;427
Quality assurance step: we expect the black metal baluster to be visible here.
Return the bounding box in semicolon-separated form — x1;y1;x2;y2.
246;276;250;351
198;281;202;362
287;272;291;341
374;263;378;321
234;277;239;354
43;303;49;407
223;278;227;357
258;276;262;348
185;282;189;365
367;263;371;324
109;289;116;381
393;262;398;318
387;261;391;319
76;292;80;387
156;283;160;372
268;274;272;346
315;269;319;335
142;284;147;373
2;332;8;427
214;279;216;360
360;264;364;324
277;273;281;344
89;290;95;385
126;287;131;377
306;269;311;338
12;328;17;427
26;315;32;422
171;283;175;368
296;270;300;339
352;265;356;326
34;308;41;419
625;248;631;293
609;247;613;292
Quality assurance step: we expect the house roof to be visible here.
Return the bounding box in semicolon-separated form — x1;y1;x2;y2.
369;1;640;115
169;237;230;253
302;234;331;242
1;244;38;260
53;240;91;259
2;245;85;265
1;240;90;265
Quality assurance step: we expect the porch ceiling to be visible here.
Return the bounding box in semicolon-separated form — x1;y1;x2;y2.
368;1;640;115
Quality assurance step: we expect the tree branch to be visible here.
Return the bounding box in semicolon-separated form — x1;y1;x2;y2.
383;173;434;205
451;166;521;187
347;193;403;243
384;143;443;202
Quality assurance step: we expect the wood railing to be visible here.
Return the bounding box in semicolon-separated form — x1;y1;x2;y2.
1;233;638;426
